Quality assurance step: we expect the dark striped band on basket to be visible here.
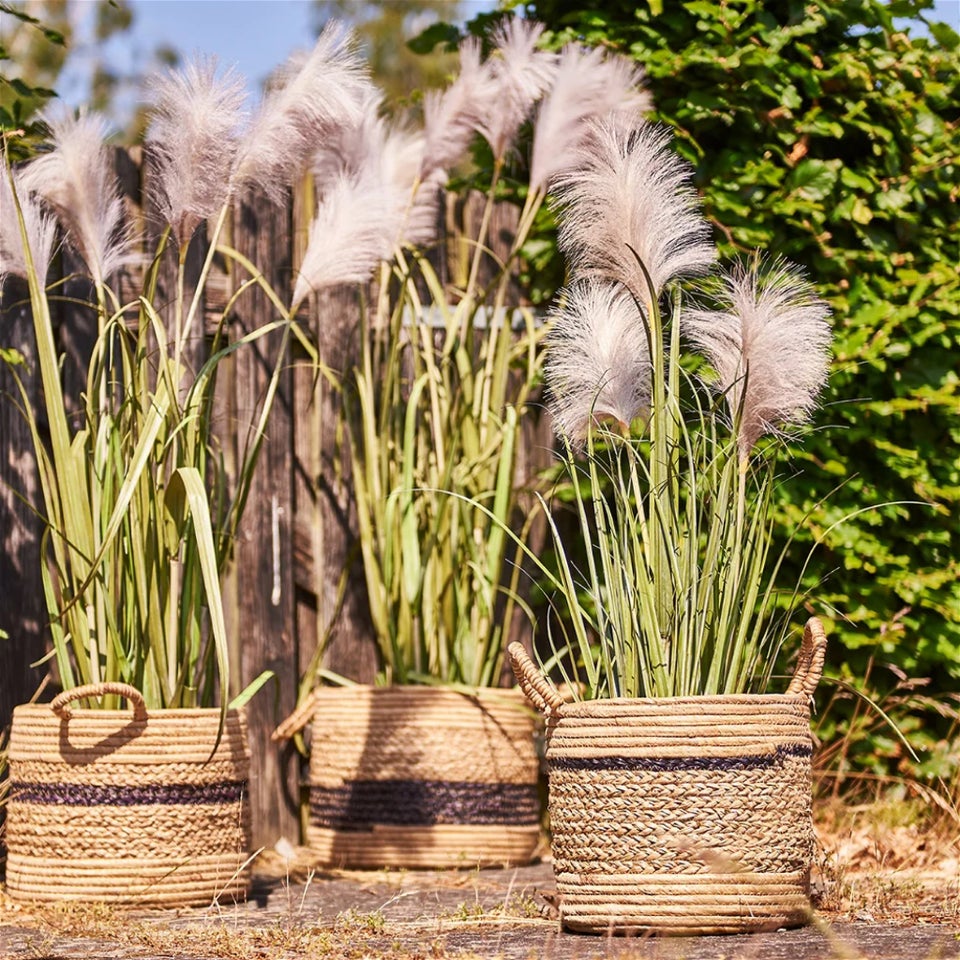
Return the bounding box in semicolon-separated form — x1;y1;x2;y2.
10;780;248;806
310;779;540;829
550;743;812;773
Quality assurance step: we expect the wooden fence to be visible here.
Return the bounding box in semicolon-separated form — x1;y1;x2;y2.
0;148;553;847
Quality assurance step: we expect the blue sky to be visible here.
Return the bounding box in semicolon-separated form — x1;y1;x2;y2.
60;1;496;113
57;0;960;118
129;1;319;93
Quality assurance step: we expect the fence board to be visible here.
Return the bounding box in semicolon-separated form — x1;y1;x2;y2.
309;285;379;685
0;280;45;730
228;187;299;847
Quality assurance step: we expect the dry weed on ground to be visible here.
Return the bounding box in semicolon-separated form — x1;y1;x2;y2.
812;797;960;927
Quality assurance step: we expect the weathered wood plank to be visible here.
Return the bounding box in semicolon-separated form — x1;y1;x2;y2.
0;278;46;726
310;285;378;685
227;187;299;847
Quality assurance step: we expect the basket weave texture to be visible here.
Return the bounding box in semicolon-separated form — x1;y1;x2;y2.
508;617;827;936
5;683;252;906
275;685;540;869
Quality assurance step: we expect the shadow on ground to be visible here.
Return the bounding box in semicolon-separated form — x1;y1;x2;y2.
2;861;959;959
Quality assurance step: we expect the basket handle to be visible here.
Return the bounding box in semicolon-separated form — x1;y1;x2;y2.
786;617;827;699
51;682;148;721
271;689;322;742
507;642;564;715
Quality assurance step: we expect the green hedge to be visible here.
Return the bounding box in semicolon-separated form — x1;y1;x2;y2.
484;1;959;703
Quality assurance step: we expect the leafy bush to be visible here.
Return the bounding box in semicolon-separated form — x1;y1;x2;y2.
0;2;65;159
465;0;960;695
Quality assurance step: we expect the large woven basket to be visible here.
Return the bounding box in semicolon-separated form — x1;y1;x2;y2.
508;617;827;936
5;683;252;906
273;685;541;869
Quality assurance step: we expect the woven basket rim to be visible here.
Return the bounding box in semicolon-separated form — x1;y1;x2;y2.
307;684;527;701
555;691;810;711
12;703;247;720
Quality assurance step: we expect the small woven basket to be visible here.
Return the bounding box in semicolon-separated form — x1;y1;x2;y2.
508;617;827;936
273;684;541;869
5;683;252;906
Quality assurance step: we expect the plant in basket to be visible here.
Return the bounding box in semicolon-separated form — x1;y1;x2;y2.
504;115;835;934
271;19;652;870
0;24;374;905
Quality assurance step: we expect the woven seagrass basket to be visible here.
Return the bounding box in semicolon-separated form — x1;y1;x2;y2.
508;617;827;936
5;683;252;906
273;685;541;868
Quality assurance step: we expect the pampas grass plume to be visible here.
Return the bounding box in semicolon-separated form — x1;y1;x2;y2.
530;45;651;193
311;87;386;191
545;279;651;441
306;92;440;287
0;172;57;286
19;110;132;284
551;120;716;304
475;18;557;161
292;172;406;306
312;91;427;218
146;55;247;245
421;36;499;179
234;21;370;203
682;258;833;456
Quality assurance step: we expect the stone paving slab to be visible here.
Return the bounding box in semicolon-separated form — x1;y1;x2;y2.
2;861;958;959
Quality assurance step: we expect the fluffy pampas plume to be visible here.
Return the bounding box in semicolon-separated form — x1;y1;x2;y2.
545;279;652;441
292;172;407;307
551;120;716;305
682;258;832;457
18;110;132;285
302;94;439;303
530;45;651;194
311;88;387;190
234;21;371;203
312;91;437;246
474;18;557;161
146;55;247;245
421;36;499;179
0;172;57;286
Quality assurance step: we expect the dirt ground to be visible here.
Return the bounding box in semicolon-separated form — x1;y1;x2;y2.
2;803;958;960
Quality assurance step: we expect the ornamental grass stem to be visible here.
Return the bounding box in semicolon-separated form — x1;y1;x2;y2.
1;42;337;714
537;114;833;698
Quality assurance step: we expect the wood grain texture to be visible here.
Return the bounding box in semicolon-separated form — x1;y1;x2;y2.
309;285;378;685
227;186;299;847
0;279;45;728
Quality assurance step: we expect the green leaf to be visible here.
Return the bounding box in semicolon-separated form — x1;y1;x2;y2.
875;188;912;213
840;167;874;192
786;158;839;201
166;467;230;713
852;196;874;224
228;670;275;710
407;21;461;55
399;374;428;607
929;21;960;50
8;77;57;98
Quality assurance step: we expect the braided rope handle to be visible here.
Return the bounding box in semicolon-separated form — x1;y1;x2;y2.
271;688;322;742
51;682;148;721
786;616;828;699
507;642;564;715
